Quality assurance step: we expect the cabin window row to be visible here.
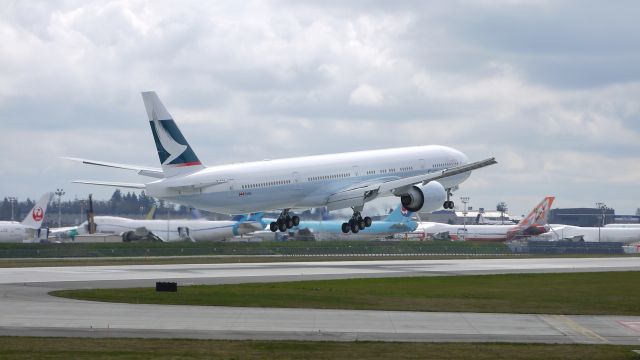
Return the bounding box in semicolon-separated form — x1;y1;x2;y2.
366;166;414;175
242;180;291;189
308;173;350;181
432;161;459;168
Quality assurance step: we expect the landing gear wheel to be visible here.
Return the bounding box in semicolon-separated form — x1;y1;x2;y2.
357;219;365;230
364;216;372;227
269;222;278;232
291;215;300;227
349;219;360;233
286;217;294;229
341;223;350;233
278;221;287;232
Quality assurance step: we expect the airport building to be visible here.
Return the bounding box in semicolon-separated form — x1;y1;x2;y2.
548;208;615;227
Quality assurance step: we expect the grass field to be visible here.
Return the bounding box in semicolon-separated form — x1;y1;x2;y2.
0;240;512;259
0;337;638;360
53;271;640;315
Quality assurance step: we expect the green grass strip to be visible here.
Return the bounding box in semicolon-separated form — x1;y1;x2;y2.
0;337;638;360
53;271;640;315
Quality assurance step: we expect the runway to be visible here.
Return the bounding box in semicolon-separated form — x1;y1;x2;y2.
1;257;640;344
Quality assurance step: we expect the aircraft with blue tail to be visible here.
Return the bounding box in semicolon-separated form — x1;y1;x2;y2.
261;205;417;239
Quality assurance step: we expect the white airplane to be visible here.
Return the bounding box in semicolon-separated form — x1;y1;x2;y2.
605;223;640;228
541;224;640;244
416;197;555;241
0;193;52;243
69;91;497;234
73;213;264;242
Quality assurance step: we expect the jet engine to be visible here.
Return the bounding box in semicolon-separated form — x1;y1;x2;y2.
399;181;447;212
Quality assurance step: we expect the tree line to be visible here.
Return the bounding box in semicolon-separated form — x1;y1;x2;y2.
0;190;221;222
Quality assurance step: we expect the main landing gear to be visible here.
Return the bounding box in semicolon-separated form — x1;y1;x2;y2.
341;210;373;234
443;189;455;209
269;209;301;232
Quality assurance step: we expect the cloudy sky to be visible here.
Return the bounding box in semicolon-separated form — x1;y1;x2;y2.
1;0;639;217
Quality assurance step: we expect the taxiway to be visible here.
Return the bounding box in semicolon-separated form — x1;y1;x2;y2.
1;257;639;344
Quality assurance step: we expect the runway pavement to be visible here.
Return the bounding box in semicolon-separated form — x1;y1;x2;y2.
1;257;640;344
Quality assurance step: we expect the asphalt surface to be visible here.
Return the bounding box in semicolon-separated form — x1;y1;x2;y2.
1;257;640;344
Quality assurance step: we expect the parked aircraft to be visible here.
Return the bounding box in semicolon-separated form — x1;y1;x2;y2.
74;213;264;242
69;91;496;234
604;223;640;228
540;224;640;244
0;193;52;243
49;204;159;241
416;197;555;241
278;205;418;237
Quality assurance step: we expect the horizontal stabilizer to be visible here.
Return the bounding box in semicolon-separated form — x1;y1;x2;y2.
63;157;164;178
73;180;146;189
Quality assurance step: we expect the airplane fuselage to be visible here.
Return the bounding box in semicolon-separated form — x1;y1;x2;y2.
546;225;640;244
146;145;470;214
0;222;32;243
417;222;517;242
294;219;418;235
80;216;262;242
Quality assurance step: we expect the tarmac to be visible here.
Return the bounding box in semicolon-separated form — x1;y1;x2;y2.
1;257;640;344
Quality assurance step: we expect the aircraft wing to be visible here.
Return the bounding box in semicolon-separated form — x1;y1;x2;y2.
326;157;497;210
63;157;164;178
132;227;167;242
145;231;167;242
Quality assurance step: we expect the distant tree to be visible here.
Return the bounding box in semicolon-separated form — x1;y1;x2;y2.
110;189;122;214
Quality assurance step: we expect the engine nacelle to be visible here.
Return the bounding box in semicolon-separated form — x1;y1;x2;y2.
399;181;447;212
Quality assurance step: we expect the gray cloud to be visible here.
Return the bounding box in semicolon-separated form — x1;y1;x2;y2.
0;1;639;216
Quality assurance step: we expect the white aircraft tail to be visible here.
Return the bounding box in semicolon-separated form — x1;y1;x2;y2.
21;192;53;229
141;91;204;177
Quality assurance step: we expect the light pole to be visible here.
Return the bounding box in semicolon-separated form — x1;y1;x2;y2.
595;202;607;227
595;202;607;242
55;188;65;227
8;197;16;221
78;199;85;225
497;202;508;225
460;196;469;241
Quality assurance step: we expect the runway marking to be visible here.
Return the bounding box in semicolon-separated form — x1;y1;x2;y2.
549;315;609;344
618;321;640;333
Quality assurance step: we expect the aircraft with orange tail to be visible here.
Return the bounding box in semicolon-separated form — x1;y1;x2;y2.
416;197;555;242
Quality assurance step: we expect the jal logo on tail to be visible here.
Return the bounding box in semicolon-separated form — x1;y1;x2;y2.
151;110;187;166
32;207;44;222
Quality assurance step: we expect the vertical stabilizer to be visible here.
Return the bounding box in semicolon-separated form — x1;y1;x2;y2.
146;205;158;220
507;196;555;240
517;196;555;229
141;91;204;177
21;193;52;229
384;205;415;223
